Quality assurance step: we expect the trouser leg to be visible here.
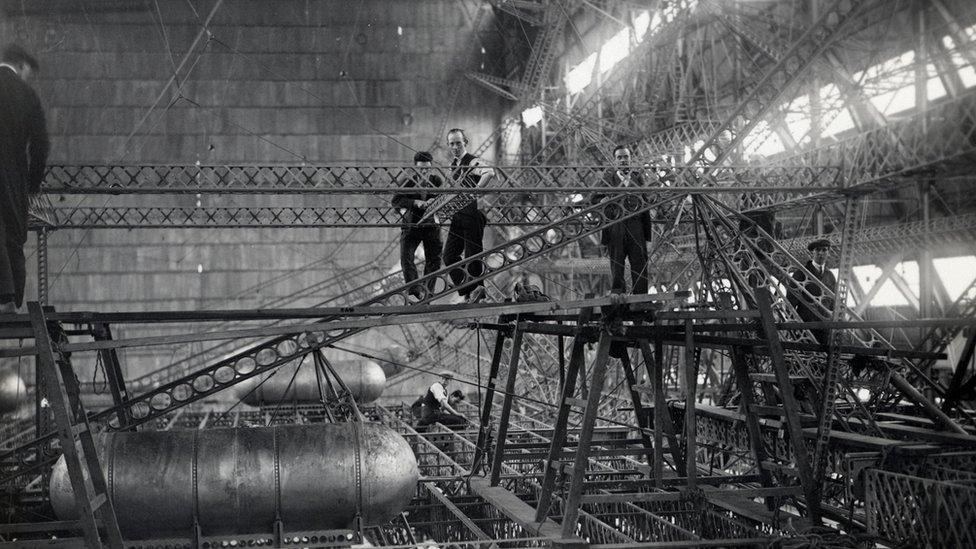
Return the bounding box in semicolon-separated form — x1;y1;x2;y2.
400;230;421;284
443;220;466;294
461;213;486;296
608;242;627;293
420;227;443;276
625;235;649;295
0;222;14;308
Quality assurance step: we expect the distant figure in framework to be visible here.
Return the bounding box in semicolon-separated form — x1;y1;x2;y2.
418;371;467;428
444;128;493;303
789;239;837;345
591;145;653;295
0;44;49;314
391;151;443;299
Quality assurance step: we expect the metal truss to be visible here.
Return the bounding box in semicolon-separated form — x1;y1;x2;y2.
40;164;843;194
749;88;976;212
526;2;704;166
34;204;561;229
468;1;566;102
2;191;681;485
33;164;843;229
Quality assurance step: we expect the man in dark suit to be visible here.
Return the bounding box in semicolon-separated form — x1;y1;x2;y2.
789;239;837;344
392;151;443;299
0;44;49;314
591;145;653;294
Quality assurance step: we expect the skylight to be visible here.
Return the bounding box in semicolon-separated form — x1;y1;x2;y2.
599;27;632;74
564;53;597;94
563;5;673;94
933;256;976;302
521;104;544;127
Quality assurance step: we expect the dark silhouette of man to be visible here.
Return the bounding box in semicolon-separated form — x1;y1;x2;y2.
392;151;443;299
0;44;49;314
789;239;837;345
591;145;652;294
443;128;493;303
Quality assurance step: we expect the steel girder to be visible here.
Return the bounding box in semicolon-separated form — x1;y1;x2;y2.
748;88;976;212
32;204;560;229
32;164;842;229
2;191;681;485
39;164;842;194
540;211;976;276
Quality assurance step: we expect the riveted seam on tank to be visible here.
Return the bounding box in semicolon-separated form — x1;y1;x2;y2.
191;430;198;525
273;426;281;523
353;422;363;524
107;433;114;506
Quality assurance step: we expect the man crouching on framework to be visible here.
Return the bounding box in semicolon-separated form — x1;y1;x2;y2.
418;370;467;428
591;145;653;295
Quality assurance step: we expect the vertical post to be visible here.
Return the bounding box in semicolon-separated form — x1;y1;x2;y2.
557;321;566;391
489;323;525;485
534;314;590;523
619;351;654;470
919;182;933;320
560;330;612;538
730;345;776;510
683;319;697;488
470;325;508;475
649;335;665;484
28;303;124;548
36;228;49;306
755;291;821;522
915;3;929;134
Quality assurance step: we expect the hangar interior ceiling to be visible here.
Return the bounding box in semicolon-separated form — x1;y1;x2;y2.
2;0;976;547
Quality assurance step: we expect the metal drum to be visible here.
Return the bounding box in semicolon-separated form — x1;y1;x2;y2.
0;370;26;414
237;359;386;406
49;422;418;539
372;344;411;377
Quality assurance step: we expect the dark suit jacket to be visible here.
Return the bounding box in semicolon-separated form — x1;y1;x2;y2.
0;66;49;243
590;170;653;246
789;260;837;320
391;173;443;229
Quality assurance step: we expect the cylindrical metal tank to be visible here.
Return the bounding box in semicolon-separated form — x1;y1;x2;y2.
0;370;27;414
236;359;385;406
371;345;410;377
49;422;418;539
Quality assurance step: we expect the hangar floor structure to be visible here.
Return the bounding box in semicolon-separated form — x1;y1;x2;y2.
2;0;976;547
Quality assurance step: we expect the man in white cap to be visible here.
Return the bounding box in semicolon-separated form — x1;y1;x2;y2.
419;370;466;427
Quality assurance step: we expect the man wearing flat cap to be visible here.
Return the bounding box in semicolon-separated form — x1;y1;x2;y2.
418;370;467;428
789;239;836;344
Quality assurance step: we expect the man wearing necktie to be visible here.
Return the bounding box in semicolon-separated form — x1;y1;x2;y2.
789;239;837;344
443;128;493;303
591;145;653;294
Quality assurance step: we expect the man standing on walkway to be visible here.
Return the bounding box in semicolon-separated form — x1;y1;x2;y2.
592;145;652;294
392;151;443;299
443;128;493;303
0;45;49;314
